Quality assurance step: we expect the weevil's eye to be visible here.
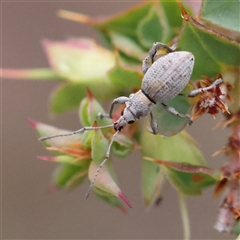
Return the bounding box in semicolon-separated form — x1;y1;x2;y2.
121;110;124;116
128;120;135;124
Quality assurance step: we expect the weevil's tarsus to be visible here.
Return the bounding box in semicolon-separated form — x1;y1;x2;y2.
97;112;110;119
179;78;223;98
85;130;120;200
38;124;114;141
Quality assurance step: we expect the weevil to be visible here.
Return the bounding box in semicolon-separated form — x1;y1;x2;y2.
39;42;223;199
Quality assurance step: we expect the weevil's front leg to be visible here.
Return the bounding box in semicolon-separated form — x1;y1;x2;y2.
148;112;159;134
108;96;130;118
161;103;193;125
98;96;130;119
180;78;223;98
142;42;175;74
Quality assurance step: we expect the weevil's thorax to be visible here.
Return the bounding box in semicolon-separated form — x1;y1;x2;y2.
142;51;195;103
113;90;153;131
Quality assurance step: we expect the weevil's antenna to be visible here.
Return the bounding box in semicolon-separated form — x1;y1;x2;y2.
38;124;115;141
85;130;120;200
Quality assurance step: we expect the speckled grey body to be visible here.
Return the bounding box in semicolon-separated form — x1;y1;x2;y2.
112;50;195;132
142;51;194;102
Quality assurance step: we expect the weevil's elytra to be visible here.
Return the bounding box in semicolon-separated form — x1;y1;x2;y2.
39;42;223;201
142;51;195;103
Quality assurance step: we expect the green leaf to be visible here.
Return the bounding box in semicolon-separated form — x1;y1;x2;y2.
78;90;113;129
142;158;166;207
93;187;125;210
167;169;216;195
233;220;240;235
108;31;145;60
112;133;133;158
178;17;240;80
137;1;183;49
142;129;215;201
201;0;240;32
108;61;142;89
141;127;168;207
53;162;89;190
145;158;218;195
137;6;164;49
43;38;115;82
91;128;109;164
51;82;117;114
96;2;152;47
29;119;81;147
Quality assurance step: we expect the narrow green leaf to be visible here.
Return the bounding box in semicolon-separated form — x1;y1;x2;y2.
201;0;240;32
1;68;62;80
91;128;109;164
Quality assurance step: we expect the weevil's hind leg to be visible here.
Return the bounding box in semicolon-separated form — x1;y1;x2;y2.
142;42;175;74
148;112;159;134
179;78;223;98
149;42;175;63
161;103;193;125
85;130;120;200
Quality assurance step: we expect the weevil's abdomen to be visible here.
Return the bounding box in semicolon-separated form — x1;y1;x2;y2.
142;51;194;103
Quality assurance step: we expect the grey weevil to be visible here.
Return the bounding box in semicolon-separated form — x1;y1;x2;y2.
39;42;223;199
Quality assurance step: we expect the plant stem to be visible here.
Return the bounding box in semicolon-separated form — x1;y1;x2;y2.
178;192;190;240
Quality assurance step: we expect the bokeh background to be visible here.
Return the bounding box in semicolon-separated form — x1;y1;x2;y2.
2;1;233;239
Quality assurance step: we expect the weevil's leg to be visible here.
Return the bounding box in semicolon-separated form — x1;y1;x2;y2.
179;78;223;98
148;112;158;134
149;42;175;63
109;96;130;118
97;112;111;120
161;103;193;125
142;42;175;74
38;124;114;141
85;130;120;200
142;56;151;74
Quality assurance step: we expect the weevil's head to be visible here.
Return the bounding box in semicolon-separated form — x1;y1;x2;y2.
113;107;136;131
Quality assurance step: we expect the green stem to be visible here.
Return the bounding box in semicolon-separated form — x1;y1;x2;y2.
178;192;190;240
1;68;64;80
